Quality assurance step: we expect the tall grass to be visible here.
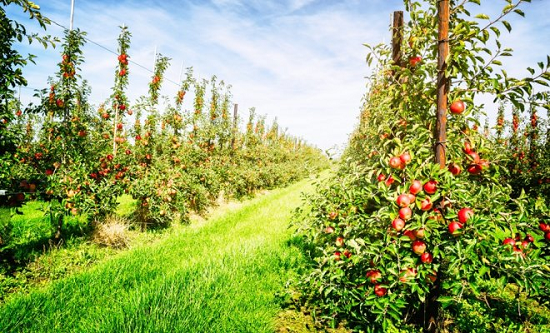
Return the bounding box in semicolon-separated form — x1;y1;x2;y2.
0;175;321;332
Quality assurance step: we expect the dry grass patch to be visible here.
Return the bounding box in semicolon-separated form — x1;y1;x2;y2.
275;308;352;333
92;216;131;249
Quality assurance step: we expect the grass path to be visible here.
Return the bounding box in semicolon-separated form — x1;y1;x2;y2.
0;175;322;333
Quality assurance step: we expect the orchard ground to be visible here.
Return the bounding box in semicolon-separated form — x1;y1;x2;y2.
0;172;341;332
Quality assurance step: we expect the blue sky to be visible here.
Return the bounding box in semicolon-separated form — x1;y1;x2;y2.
6;0;550;152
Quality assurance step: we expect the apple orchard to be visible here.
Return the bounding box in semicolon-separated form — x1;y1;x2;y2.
1;0;550;332
0;3;328;268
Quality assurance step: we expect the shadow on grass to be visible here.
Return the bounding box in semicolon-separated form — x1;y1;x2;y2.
1;206;92;275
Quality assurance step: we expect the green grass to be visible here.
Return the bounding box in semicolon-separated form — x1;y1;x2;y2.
4;201;89;263
116;194;136;217
0;174;322;332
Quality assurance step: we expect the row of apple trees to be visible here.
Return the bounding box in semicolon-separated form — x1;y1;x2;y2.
494;99;550;201
292;0;549;331
0;17;329;251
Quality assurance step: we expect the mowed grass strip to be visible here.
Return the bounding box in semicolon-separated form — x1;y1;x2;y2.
0;176;318;333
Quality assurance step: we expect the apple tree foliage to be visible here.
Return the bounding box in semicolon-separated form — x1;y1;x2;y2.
0;0;55;204
2;16;329;250
497;94;550;202
292;0;549;331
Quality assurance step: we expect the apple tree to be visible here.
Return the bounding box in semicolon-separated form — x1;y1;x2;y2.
292;0;550;331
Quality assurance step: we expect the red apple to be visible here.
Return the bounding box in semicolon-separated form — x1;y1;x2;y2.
102;112;110;119
450;100;465;114
467;164;482;175
400;152;411;165
503;238;516;246
426;274;437;283
15;193;25;202
409;180;422;195
325;226;335;234
525;234;534;243
448;163;461;176
396;194;411;207
467;151;480;164
374;284;387;297
389;156;403;169
540;223;550;233
520;240;529;249
392;218;405;231
329;211;338;220
412;240;426;255
399;207;412;220
464;141;472;154
403;230;417;241
366;270;382;284
545;232;550;241
385;175;395;186
343;250;352;258
377;173;386;182
334;251;341;260
420;198;432;211
336;237;344;247
458;208;474;224
409;56;422;67
117;123;123;130
125;149;132;155
420;252;433;264
407;193;416;204
448;221;463;235
414;228;425;239
423;180;437;194
399;268;417;283
78;130;86;137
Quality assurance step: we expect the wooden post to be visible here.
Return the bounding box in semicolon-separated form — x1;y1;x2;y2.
392;11;404;69
231;103;238;150
424;2;451;332
112;104;118;156
435;0;450;169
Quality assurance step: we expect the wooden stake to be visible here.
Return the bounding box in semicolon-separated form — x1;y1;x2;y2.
231;103;238;150
113;103;118;156
392;11;404;70
435;0;450;168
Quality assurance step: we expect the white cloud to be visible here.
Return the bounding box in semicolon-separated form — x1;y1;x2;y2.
9;0;550;150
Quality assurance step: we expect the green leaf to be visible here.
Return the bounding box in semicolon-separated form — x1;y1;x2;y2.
513;9;525;17
438;296;454;309
502;20;512;33
475;14;490;20
479;265;489;276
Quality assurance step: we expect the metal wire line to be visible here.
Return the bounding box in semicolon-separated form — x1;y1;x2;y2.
48;19;183;87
